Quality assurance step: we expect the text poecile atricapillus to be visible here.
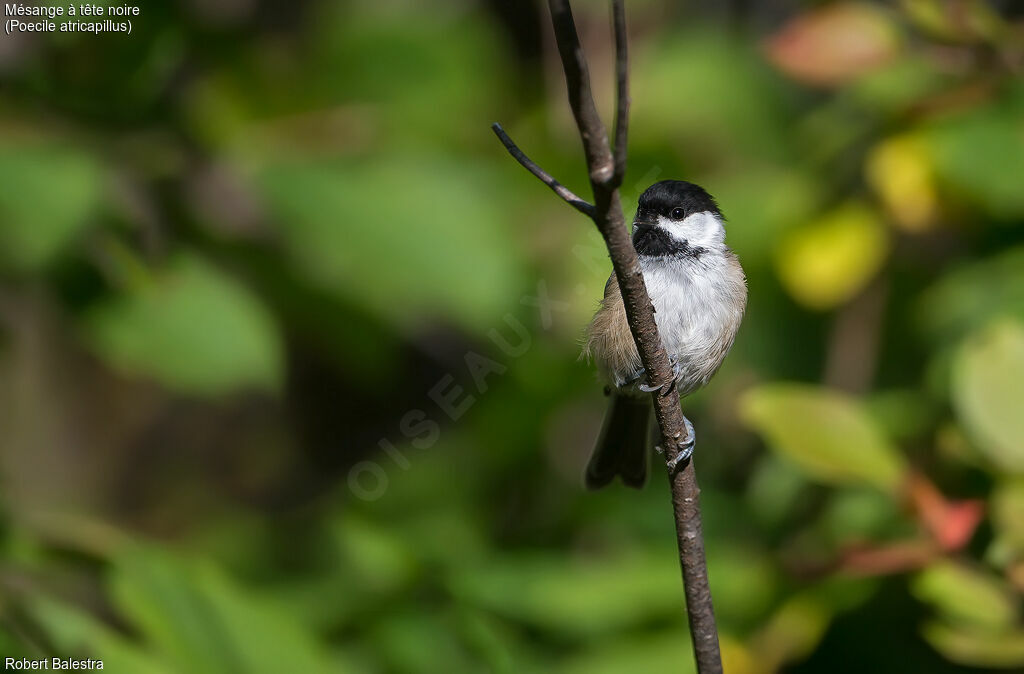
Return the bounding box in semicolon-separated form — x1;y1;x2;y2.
582;180;747;488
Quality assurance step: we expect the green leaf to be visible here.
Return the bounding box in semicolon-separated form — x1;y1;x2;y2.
917;247;1024;346
952;319;1024;473
28;598;174;674
368;610;483;674
448;552;682;638
990;481;1024;564
81;253;282;396
923;621;1024;669
740;383;906;490
912;561;1019;630
746;455;811;527
806;576;880;613
108;548;244;674
819;487;903;543
850;56;944;114
453;608;521;674
864;389;936;442
330;515;417;594
109;544;342;674
926;94;1024;219
258;157;524;331
633;30;791;162
0;145;103;271
558;630;695;674
309;3;507;147
705;545;780;626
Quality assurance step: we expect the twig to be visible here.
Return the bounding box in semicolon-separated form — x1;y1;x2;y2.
493;1;723;671
611;0;628;187
491;124;595;217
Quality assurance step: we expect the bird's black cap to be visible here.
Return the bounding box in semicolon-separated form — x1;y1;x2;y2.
636;180;722;223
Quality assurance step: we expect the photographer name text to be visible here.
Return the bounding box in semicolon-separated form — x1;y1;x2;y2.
4;658;102;670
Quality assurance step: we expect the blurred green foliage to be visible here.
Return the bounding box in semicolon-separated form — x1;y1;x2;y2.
1;0;1023;672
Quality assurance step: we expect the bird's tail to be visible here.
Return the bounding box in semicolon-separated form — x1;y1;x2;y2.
585;394;651;489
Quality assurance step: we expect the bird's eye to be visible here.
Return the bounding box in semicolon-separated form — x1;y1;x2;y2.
670;207;685;220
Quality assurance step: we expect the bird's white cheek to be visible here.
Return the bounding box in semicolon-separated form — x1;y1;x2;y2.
660;212;724;248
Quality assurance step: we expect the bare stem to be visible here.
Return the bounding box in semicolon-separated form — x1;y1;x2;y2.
491;123;595;217
493;1;722;671
611;0;629;187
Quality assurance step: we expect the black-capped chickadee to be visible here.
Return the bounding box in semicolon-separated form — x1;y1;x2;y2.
582;180;747;488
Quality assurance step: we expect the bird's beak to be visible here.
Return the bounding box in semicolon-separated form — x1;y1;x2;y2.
632;218;657;231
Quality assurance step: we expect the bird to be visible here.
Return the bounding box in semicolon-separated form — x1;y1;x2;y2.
582;180;747;489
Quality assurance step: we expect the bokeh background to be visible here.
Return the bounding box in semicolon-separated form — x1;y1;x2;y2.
1;0;1023;672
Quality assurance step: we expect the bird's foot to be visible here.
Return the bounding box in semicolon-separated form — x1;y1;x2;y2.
637;379;667;393
635;358;680;396
621;368;665;393
656;415;695;474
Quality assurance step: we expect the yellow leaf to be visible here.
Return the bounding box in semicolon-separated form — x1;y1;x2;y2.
776;202;889;310
752;595;831;671
865;135;938;232
720;634;763;674
901;0;1006;44
912;561;1019;630
923;622;1024;668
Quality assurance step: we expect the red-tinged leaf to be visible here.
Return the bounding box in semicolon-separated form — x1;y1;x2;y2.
907;473;985;550
764;3;901;86
936;501;985;551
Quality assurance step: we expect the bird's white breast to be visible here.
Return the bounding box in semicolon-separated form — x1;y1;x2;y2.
639;253;746;395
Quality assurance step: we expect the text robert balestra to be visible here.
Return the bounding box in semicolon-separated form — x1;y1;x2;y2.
4;658;103;670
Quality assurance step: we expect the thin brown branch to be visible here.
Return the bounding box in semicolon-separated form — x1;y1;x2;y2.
490;124;596;217
611;0;629;186
547;0;616;187
493;1;723;672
